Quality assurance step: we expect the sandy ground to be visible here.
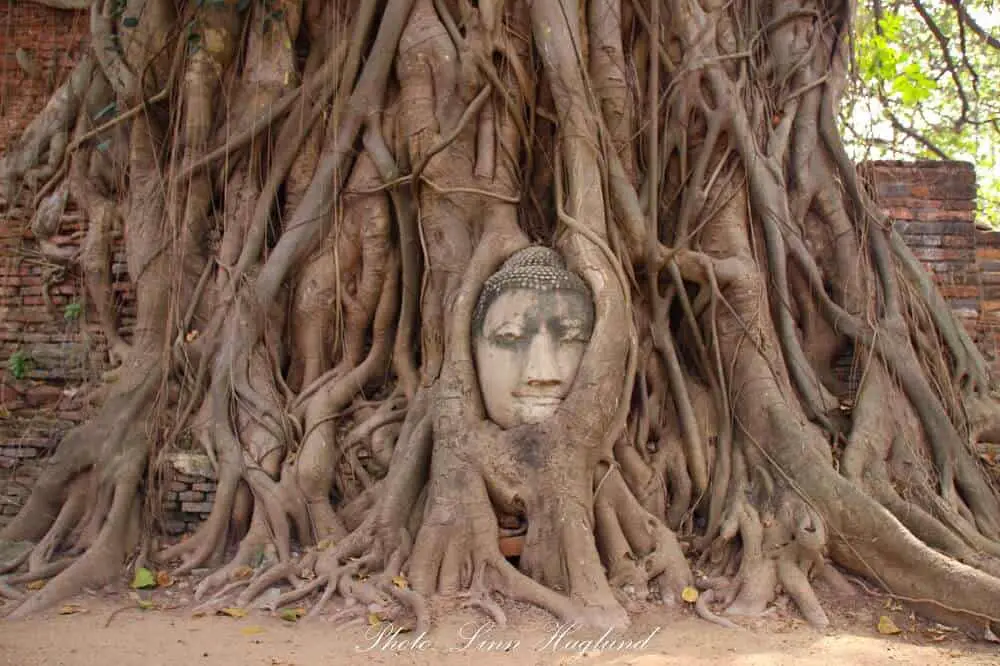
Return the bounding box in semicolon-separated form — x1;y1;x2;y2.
1;579;998;666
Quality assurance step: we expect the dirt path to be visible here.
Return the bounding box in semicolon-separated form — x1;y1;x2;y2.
1;585;998;666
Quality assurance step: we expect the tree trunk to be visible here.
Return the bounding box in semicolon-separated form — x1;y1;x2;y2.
2;0;1000;638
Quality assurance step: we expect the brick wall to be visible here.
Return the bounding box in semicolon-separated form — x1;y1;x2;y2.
0;2;89;150
865;160;1000;377
0;206;135;525
0;2;89;525
865;160;983;333
975;229;1000;367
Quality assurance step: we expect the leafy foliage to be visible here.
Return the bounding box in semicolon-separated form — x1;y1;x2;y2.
63;301;82;322
6;349;29;380
842;0;1000;226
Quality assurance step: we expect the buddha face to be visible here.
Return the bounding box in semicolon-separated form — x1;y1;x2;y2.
474;288;594;429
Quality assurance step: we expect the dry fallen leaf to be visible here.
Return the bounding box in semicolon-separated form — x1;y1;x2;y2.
156;571;174;588
278;607;306;622
877;615;902;635
59;604;85;615
681;586;699;603
367;611;382;627
26;580;46;591
231;566;254;581
131;567;157;590
218;607;248;618
241;625;266;636
392;575;409;590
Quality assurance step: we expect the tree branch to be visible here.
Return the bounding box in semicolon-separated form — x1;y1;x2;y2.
946;0;1000;51
911;0;970;129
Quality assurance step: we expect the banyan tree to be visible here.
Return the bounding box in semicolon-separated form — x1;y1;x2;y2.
2;0;1000;637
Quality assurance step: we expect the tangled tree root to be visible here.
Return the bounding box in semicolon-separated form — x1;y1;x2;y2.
2;0;1000;640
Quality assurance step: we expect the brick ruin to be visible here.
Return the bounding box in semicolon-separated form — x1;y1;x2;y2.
2;3;999;534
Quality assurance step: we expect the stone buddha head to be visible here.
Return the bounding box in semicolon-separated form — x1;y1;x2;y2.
472;247;595;429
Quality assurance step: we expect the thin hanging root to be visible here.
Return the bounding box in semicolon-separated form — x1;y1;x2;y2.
161;466;243;575
460;589;507;626
29;474;92;574
0;545;32;575
275;552;383;617
237;553;317;608
247;538;403;621
818;563;858;597
191;580;253;616
777;557;829;628
337;575;392;612
193;520;277;600
3;557;75;585
306;577;339;619
459;561;508;625
268;575;329;610
492;555;617;627
330;606;371;626
9;468;142;618
380;581;430;635
0;579;26;601
695;589;742;630
725;560;778;619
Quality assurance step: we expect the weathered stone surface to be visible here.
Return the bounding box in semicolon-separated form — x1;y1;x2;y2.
169;453;216;479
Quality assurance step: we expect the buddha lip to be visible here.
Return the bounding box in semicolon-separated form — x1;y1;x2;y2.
513;395;562;403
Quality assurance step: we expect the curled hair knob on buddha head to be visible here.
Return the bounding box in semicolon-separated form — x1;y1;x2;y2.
472;246;592;335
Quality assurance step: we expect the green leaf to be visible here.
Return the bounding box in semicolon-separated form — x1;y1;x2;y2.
7;350;29;380
63;302;82;322
130;567;157;589
878;13;904;41
96;139;112;153
121;16;139;28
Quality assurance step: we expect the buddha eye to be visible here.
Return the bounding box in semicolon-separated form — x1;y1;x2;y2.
492;331;522;345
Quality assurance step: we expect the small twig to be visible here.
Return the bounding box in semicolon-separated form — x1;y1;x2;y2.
409;84;493;193
104;603;146;628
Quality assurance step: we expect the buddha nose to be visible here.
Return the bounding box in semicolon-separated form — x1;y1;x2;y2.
523;331;562;387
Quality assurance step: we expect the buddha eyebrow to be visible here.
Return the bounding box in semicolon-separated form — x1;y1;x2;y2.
487;318;526;335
